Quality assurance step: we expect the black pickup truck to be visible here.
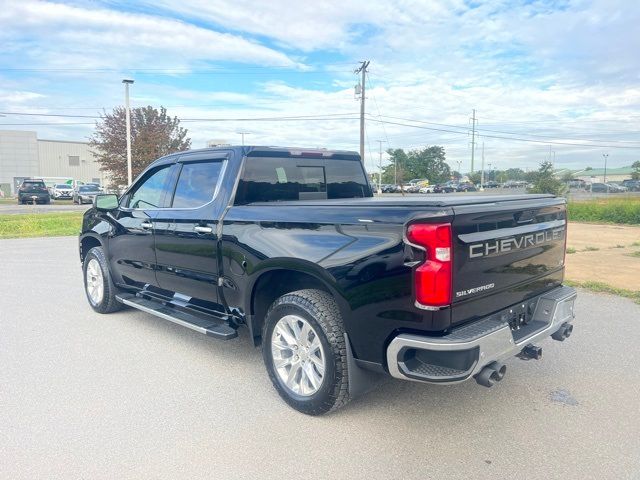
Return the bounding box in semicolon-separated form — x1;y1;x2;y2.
79;146;576;415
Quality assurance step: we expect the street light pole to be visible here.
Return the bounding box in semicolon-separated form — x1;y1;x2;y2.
480;142;485;191
376;140;386;194
122;79;134;186
236;131;251;146
603;153;609;194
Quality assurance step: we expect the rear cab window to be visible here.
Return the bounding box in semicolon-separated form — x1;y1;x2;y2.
234;153;372;204
170;160;223;208
21;181;46;190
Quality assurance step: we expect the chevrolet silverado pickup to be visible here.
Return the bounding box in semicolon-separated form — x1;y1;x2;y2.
79;146;576;415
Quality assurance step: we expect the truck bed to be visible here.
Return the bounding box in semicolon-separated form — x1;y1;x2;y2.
249;194;556;208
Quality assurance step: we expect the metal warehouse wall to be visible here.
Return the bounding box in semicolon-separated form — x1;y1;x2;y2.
37;139;105;185
0;131;40;194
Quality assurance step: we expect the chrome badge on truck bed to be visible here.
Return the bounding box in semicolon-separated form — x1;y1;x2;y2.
468;222;565;259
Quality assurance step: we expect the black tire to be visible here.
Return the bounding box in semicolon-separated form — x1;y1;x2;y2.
82;246;123;314
262;289;350;415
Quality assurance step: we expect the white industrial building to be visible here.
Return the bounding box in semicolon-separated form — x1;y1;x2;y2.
0;130;107;195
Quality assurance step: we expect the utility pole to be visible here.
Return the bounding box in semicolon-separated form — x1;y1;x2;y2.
469;109;477;173
603;153;609;193
376;140;386;194
480;142;486;190
237;131;251;146
355;60;370;164
122;79;134;185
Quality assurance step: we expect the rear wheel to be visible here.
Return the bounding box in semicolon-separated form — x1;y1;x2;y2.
83;246;123;314
263;289;350;415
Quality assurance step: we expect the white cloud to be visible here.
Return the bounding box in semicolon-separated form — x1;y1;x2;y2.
2;0;639;171
133;0;458;51
0;0;300;68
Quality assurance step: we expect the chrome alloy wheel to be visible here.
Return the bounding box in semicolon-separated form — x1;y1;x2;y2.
270;314;326;397
86;258;104;305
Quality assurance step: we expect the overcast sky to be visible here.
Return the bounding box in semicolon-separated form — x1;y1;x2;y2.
1;0;639;173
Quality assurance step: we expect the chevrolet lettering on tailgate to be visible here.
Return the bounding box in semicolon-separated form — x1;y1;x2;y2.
469;225;565;259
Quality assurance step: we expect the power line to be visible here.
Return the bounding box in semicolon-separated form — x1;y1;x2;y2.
0;122;95;126
0;111;360;121
365;72;392;151
366;113;640;145
365;117;640;149
0;64;356;76
469;109;477;173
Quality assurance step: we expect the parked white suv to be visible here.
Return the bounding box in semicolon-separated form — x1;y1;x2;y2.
52;184;74;199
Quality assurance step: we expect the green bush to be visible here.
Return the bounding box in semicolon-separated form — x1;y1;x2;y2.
568;198;640;225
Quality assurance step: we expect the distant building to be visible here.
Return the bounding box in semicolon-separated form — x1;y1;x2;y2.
206;139;231;148
555;165;635;183
0;130;106;195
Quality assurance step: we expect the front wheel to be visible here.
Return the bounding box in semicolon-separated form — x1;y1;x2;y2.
83;246;123;314
263;289;350;415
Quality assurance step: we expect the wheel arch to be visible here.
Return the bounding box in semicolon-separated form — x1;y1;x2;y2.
247;265;349;346
79;234;103;263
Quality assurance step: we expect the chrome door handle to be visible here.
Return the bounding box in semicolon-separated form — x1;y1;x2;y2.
194;225;213;234
140;221;153;229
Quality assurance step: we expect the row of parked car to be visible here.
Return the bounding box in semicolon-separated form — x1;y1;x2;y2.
379;180;511;194
17;179;104;205
379;178;640;194
589;180;640;193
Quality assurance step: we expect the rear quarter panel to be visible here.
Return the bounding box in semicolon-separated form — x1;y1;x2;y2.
220;204;453;364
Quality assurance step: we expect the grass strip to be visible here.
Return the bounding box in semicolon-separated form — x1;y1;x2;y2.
568;197;640;225
0;212;84;239
564;279;640;305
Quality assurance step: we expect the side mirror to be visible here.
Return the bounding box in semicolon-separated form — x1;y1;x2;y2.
95;194;119;211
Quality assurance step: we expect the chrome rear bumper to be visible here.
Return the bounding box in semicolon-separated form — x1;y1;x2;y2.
386;286;577;383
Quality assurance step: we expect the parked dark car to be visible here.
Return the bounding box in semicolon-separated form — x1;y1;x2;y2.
590;182;626;193
456;182;477;192
621;179;640;191
74;185;102;204
483;181;500;188
433;184;455;193
79;146;576;415
17;179;51;204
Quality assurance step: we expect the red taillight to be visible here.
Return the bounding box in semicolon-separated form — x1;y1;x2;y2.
406;223;453;308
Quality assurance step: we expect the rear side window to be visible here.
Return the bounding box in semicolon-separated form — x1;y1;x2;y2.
171;161;223;208
235;156;372;204
21;181;46;190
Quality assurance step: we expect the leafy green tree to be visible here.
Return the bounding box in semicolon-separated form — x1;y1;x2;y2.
632;161;640;180
503;168;525;181
468;171;482;185
383;146;450;185
528;161;567;196
380;148;409;184
90;106;191;187
561;171;575;182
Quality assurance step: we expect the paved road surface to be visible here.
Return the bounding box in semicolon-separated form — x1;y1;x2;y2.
0;203;90;215
1;237;639;480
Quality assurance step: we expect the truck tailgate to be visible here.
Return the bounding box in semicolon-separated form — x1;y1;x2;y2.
450;197;567;325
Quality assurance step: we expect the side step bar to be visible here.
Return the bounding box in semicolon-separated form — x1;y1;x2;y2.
116;293;238;340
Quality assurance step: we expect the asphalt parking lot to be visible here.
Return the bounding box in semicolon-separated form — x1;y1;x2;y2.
0;202;90;215
1;236;639;480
